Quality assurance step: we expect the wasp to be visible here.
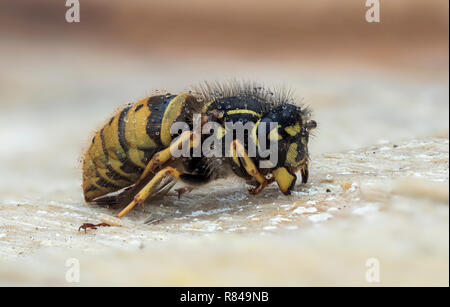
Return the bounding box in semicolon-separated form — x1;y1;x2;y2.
80;81;317;230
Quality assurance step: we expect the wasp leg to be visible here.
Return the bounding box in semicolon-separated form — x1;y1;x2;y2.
116;167;183;218
138;131;199;182
230;140;270;195
249;177;276;195
109;130;199;218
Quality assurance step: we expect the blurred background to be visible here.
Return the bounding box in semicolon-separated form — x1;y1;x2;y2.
0;0;448;198
0;0;448;151
0;0;448;286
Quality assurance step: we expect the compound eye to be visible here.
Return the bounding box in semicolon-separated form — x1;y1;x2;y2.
305;120;317;131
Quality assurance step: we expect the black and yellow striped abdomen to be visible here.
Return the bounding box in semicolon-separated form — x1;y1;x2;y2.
82;93;199;202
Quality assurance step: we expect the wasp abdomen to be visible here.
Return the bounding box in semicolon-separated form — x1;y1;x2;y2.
82;94;200;202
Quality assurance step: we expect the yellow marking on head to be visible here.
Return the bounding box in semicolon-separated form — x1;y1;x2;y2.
286;143;298;166
268;127;283;141
272;167;296;194
161;94;187;146
284;122;301;136
227;109;262;117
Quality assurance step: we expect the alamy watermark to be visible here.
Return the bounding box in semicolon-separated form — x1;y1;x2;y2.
65;0;80;23
365;257;380;283
65;258;80;283
64;1;380;24
365;0;380;23
169;114;279;168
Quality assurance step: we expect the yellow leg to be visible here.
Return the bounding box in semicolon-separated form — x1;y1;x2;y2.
117;167;182;218
231;140;269;194
138;131;198;182
115;131;201;219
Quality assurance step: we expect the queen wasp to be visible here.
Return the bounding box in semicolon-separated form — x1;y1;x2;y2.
80;81;316;230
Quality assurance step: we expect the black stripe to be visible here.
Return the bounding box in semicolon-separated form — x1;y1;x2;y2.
88;149;126;189
117;106;131;152
99;128;109;160
96;177;120;189
99;128;136;180
105;165;133;183
120;160;143;174
146;96;168;146
135;104;144;112
146;97;162;145
84;185;98;193
117;106;145;174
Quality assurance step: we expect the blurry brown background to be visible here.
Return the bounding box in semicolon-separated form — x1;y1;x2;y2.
1;0;448;68
0;0;448;153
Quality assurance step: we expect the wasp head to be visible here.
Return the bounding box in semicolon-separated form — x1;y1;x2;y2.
259;104;316;195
